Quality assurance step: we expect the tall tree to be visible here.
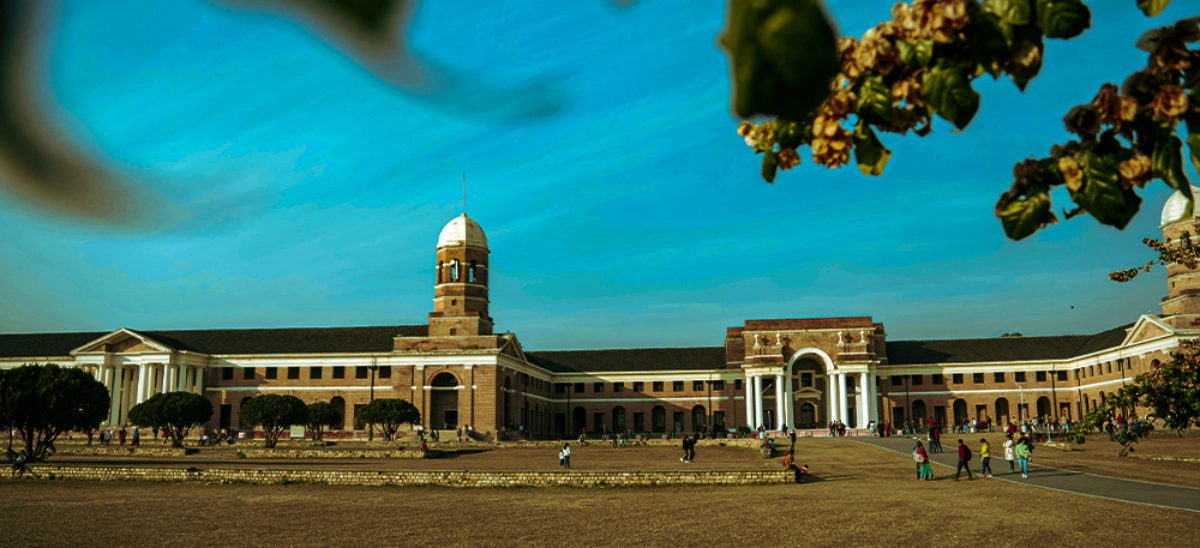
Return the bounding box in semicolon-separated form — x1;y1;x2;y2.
238;394;309;448
0;364;109;461
357;399;420;442
128;392;214;448
305;401;340;442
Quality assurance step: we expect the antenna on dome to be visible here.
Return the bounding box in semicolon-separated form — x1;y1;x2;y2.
462;172;467;215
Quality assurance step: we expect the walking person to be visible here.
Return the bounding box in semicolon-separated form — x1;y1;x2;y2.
132;428;140;448
954;439;974;481
680;435;691;463
10;449;29;477
1015;438;1032;478
86;429;93;447
782;449;801;483
687;435;697;463
118;428;127;447
1004;433;1016;474
913;441;932;480
979;438;993;477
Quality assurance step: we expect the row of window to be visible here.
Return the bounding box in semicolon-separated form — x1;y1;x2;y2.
552;380;727;394
220;366;392;381
889;371;1071;387
590;407;726;433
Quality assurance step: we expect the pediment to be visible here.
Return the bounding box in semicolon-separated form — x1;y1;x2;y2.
72;328;174;355
1122;315;1174;346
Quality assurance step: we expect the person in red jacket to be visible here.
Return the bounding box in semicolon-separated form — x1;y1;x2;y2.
955;439;974;481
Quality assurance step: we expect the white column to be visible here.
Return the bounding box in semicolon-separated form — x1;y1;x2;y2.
785;372;794;429
744;375;754;428
839;374;850;425
858;372;870;428
195;367;205;395
831;373;842;425
176;365;187;392
774;374;785;430
109;368;124;425
868;372;878;422
754;376;765;430
135;364;147;404
160;364;170;394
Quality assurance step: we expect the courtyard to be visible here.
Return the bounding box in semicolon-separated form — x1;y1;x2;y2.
3;436;1199;547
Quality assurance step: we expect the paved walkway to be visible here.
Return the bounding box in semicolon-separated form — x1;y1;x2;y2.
856;436;1200;513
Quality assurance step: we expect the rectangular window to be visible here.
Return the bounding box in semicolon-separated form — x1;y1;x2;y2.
593;382;604;393
1036;371;1047;382
931;374;944;385
1090;365;1096;376
1014;372;1025;382
264;367;278;380
972;373;984;384
672;411;684;432
594;412;605;432
1057;371;1068;381
734;380;742;391
801;373;813;387
713;411;726;430
633;381;644;392
1106;362;1112;374
355;366;369;379
287;367;300;380
712;380;725;391
613;382;624;393
994;372;1005;383
911;375;923;386
243;367;255;380
890;376;903;386
633;412;645;432
952;373;963;384
693;381;704;391
309;367;322;379
672;381;684;392
353;404;366;430
653;381;664;392
554;383;566;394
222;367;234;380
378;366;391;379
332;366;345;379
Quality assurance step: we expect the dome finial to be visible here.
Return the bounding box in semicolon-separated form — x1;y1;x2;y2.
462;172;467;215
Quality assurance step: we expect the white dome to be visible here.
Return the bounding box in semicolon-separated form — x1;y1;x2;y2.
437;213;488;249
1160;186;1200;227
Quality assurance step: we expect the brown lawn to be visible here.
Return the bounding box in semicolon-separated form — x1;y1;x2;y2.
1032;431;1200;488
2;439;1197;548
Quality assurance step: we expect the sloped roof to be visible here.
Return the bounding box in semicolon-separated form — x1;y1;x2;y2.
526;347;726;374
0;325;428;358
0;331;108;358
885;323;1133;365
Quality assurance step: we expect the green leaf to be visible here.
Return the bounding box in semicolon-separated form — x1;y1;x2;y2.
856;75;892;125
984;0;1032;25
967;10;1014;77
896;39;934;68
1137;0;1173;17
1189;132;1200;174
762;151;778;183
853;122;891;176
774;119;807;150
922;62;981;130
999;191;1052;240
1073;150;1142;229
719;0;840;120
1154;135;1190;192
1035;0;1091;39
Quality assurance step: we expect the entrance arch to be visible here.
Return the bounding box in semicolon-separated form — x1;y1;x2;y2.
692;405;706;432
330;396;346;430
911;400;927;422
994;397;1010;424
1036;396;1052;419
952;399;968;425
430;372;459;429
573;407;587;434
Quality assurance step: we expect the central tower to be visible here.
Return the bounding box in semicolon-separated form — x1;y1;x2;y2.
429;213;492;337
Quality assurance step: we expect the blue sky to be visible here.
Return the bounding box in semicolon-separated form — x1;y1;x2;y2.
1;0;1195;349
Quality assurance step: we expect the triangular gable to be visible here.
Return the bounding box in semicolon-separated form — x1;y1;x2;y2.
499;333;528;362
71;328;175;355
1121;315;1174;346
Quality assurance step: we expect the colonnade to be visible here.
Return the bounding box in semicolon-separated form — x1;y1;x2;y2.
85;364;205;426
744;369;878;430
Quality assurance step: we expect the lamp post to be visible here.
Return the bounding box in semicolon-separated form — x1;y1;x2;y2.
1017;383;1025;422
368;359;378;441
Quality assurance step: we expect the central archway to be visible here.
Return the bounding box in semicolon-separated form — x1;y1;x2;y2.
430;372;459;429
799;402;816;429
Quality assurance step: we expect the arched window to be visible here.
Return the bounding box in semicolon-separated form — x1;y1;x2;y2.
437;261;444;284
450;260;460;282
330;396;345;430
994;398;1010;424
469;260;477;283
953;399;968;424
431;373;459;387
1036;396;1052;419
911;399;927;422
613;406;626;431
692;405;706;432
651;406;666;433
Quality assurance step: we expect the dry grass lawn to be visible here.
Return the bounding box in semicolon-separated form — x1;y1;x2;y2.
2;439;1197;547
1031;432;1200;488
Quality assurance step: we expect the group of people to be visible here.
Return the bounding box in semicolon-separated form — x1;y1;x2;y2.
679;435;698;463
826;421;848;437
912;432;1037;481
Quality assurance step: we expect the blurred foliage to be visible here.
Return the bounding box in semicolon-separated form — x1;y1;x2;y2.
722;0;1200;243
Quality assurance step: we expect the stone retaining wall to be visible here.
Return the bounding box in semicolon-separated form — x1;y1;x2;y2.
10;467;789;488
237;449;431;459
1125;455;1200;464
53;447;193;457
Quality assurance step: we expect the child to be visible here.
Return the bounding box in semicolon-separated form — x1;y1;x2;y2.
798;464;809;483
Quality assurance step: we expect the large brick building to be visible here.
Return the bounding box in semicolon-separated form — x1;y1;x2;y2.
3;191;1197;439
